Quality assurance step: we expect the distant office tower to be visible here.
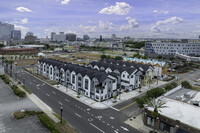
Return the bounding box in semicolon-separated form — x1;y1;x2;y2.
51;32;56;41
100;35;102;41
111;34;117;40
12;30;21;40
0;22;14;43
199;35;200;39
60;32;65;35
83;34;90;40
24;32;37;43
66;33;76;42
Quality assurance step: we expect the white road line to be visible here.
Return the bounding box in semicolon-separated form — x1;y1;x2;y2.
102;121;105;123
43;83;45;85
114;130;118;133
52;91;56;94
107;123;110;126
110;106;120;111
65;99;70;102
75;113;82;118
111;126;114;128
91;114;94;116
46;93;50;97
90;123;105;133
36;84;40;87
120;126;129;131
58;101;63;106
33;80;36;82
37;87;40;90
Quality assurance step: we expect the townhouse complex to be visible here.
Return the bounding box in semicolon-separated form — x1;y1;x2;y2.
38;58;117;102
123;57;168;78
38;58;155;101
88;59;154;87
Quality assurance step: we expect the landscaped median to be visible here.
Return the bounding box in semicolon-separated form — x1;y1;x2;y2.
0;75;26;98
13;110;78;133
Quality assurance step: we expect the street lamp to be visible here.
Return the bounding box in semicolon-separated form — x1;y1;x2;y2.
60;107;63;124
23;78;25;85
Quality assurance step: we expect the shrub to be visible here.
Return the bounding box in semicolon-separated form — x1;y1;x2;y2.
22;85;32;94
38;114;60;133
164;84;173;91
13;112;25;120
146;88;164;98
171;82;178;88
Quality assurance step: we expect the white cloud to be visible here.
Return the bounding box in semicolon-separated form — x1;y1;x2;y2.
14;24;29;37
151;26;161;33
61;0;70;5
120;17;139;31
99;2;131;15
21;18;28;24
153;10;158;13
16;7;32;12
98;21;114;30
79;25;96;33
156;16;184;26
153;10;169;14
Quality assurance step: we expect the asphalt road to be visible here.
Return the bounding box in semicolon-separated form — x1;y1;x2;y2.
16;69;141;133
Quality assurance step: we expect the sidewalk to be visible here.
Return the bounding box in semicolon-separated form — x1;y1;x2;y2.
7;74;60;123
53;80;168;110
125;114;153;133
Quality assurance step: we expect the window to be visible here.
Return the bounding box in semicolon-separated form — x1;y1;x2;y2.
123;74;125;77
96;89;99;93
78;76;81;81
72;74;75;84
85;79;88;89
147;116;154;126
159;121;174;133
131;75;134;78
78;82;81;87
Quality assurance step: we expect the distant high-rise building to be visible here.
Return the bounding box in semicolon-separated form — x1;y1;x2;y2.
199;35;200;39
24;32;37;43
51;32;56;41
111;34;117;40
12;30;21;41
100;35;102;41
0;22;14;43
83;34;90;40
66;33;76;42
60;32;64;35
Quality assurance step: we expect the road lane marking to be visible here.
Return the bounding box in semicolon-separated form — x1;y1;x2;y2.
37;87;40;90
43;83;45;85
46;93;50;97
36;84;40;87
120;126;129;131
102;121;105;123
52;91;56;94
87;108;91;111
119;102;136;111
107;123;110;126
111;126;114;128
114;130;118;133
58;102;63;106
65;99;69;102
90;123;105;133
75;113;82;118
110;106;120;111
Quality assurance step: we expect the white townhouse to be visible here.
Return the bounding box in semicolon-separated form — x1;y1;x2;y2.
38;58;117;102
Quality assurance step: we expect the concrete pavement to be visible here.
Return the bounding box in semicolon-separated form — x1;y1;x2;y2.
0;78;49;133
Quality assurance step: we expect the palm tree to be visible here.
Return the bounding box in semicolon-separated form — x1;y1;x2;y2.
147;98;167;133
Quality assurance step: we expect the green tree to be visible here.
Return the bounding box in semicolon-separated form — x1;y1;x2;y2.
169;57;174;61
101;55;107;60
115;56;123;60
147;98;167;133
181;81;192;89
156;55;162;59
171;82;178;88
164;84;173;91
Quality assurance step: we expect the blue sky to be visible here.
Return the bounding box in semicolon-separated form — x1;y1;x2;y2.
1;0;200;38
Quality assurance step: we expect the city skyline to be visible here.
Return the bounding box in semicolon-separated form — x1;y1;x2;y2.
1;0;200;38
